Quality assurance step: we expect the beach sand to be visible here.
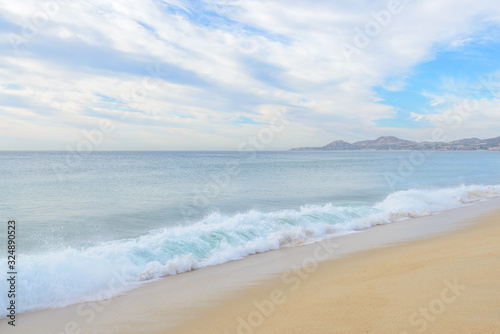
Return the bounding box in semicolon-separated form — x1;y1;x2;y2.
2;201;499;333
171;208;500;334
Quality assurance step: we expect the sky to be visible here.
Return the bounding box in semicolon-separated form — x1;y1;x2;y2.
1;0;500;150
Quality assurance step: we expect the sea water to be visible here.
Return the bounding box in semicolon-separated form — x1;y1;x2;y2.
0;150;499;315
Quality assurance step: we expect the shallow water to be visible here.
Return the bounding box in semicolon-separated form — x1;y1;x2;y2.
1;150;499;314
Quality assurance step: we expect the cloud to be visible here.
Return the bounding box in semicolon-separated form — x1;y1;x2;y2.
0;0;500;149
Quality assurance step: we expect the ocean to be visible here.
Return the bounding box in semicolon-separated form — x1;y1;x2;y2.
1;150;500;316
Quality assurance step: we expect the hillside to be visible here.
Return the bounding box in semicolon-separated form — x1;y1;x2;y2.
291;136;500;151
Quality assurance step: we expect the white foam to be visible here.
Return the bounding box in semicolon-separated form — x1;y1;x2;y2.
1;184;499;317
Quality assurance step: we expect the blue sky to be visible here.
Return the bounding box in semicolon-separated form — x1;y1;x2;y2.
1;0;500;150
375;40;500;129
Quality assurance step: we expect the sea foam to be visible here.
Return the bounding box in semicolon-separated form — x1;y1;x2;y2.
1;184;499;316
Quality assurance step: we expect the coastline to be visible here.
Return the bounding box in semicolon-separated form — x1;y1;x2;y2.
173;201;500;334
1;199;499;333
289;135;500;151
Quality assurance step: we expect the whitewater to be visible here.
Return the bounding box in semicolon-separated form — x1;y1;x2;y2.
1;184;499;316
1;151;499;316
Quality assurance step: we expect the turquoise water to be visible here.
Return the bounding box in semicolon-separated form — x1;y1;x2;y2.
0;151;499;314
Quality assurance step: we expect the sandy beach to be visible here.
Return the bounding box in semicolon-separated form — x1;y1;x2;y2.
4;1;500;333
2;200;499;334
171;206;500;334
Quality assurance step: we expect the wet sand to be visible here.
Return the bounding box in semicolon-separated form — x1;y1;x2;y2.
2;199;499;333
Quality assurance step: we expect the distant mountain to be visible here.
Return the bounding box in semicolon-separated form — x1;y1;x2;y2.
290;136;500;151
448;138;483;145
352;136;415;150
322;140;353;150
484;136;500;147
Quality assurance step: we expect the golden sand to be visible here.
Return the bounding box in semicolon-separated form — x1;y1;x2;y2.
2;207;499;334
170;212;500;334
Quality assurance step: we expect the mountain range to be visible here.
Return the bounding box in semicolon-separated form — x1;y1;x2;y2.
290;136;500;151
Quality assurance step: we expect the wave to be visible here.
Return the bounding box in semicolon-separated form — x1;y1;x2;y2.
1;184;499;316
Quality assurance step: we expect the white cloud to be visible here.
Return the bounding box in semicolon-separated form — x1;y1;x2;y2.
0;0;500;149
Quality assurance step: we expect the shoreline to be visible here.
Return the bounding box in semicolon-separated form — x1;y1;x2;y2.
1;198;500;333
173;202;500;334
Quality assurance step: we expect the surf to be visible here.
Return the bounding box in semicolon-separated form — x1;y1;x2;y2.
1;184;499;317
